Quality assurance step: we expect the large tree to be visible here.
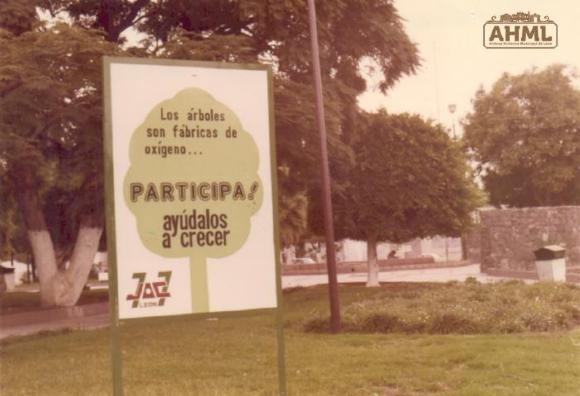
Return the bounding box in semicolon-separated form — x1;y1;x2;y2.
311;111;482;286
0;6;118;305
84;0;420;246
42;1;420;249
1;0;419;305
463;64;580;207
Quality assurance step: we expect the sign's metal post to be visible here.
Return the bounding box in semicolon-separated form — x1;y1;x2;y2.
276;305;287;395
307;0;342;333
103;58;124;396
267;67;288;396
110;310;123;396
108;268;123;396
103;57;286;394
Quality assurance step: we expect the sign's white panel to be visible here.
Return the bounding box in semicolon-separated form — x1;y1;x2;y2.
106;59;277;319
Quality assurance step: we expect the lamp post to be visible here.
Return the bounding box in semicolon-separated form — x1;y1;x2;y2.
448;103;457;139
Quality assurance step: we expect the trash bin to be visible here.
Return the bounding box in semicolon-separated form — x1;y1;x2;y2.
533;245;566;281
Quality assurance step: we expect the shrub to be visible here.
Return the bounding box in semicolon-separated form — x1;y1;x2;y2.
303;281;580;335
428;312;478;334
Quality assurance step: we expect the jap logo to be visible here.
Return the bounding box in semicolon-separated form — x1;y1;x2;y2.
126;271;172;308
483;12;557;49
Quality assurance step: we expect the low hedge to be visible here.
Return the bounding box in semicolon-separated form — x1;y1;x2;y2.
304;279;580;334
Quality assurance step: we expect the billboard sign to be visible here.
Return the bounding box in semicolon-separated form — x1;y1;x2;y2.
104;58;279;319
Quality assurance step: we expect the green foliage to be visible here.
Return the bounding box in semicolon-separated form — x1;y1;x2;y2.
4;0;420;249
268;0;419;242
0;21;118;249
311;111;483;242
277;191;308;247
304;281;580;334
123;0;420;89
464;64;580;207
274;77;353;245
55;0;420;89
161;30;256;62
49;0;151;43
0;0;37;36
0;1;423;290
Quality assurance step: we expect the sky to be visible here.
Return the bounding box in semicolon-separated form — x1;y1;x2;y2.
357;0;580;136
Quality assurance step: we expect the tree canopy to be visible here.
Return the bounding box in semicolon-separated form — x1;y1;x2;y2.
311;111;482;243
0;0;421;304
463;64;580;207
0;21;117;242
40;0;421;247
309;110;481;286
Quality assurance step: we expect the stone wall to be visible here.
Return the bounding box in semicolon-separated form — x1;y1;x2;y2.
474;206;580;271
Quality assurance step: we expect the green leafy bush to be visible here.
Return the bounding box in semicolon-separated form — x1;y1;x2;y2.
304;281;580;334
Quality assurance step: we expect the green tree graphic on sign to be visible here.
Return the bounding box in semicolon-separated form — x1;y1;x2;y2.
124;87;263;312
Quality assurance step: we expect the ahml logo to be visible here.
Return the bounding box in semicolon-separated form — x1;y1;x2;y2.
484;12;557;49
126;271;172;308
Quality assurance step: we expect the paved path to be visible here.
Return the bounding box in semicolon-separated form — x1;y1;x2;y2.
282;263;533;288
0;263;530;340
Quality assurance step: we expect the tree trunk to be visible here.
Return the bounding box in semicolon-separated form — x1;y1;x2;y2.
366;235;380;287
12;166;103;306
54;224;103;306
27;230;59;306
12;167;59;306
26;219;103;307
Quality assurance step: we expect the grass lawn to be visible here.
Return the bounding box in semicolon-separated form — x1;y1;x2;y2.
1;284;579;395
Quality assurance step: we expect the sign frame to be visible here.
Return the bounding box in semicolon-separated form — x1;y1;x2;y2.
103;56;286;395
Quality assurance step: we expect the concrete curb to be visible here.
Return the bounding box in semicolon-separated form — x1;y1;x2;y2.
282;260;470;276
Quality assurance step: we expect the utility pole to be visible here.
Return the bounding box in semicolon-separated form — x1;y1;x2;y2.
447;103;457;263
307;0;341;333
